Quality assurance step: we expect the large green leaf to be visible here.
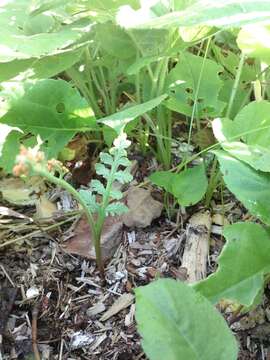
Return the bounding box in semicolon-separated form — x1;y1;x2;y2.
0;79;96;159
118;0;270;29
96;23;136;59
0;48;84;82
0;1;91;63
98;94;167;134
212;118;270;172
232;101;270;148
165;52;225;117
136;279;238;360
150;164;208;206
195;222;270;307
214;150;270;225
237;25;270;65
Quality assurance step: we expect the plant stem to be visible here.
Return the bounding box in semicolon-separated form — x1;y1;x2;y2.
32;168;105;279
226;52;245;118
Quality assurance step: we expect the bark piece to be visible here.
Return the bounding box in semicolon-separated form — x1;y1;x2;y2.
123;187;163;228
181;211;212;283
61;215;123;261
100;293;134;321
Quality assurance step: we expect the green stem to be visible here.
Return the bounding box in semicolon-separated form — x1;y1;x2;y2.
226;52;245;118
32;167;105;279
188;37;212;146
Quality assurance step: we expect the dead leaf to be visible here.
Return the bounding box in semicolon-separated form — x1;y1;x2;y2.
0;177;45;206
123;187;163;228
100;293;134;321
62;215;123;261
0;206;32;221
34;195;57;220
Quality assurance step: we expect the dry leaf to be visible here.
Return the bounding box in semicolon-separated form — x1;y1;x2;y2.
34;195;57;220
123;187;163;228
62;215;123;261
100;293;134;321
0;206;32;220
0;177;45;206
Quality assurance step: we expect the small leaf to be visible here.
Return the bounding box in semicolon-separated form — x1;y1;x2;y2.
150;164;208;206
110;189;123;200
136;279;238;360
95;163;110;179
100;152;114;166
79;190;100;213
114;170;133;184
194;222;270;307
91;179;106;195
98;95;167;134
105;202;128;216
116;156;131;167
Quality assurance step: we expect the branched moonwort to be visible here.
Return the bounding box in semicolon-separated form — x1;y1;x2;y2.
13;133;133;282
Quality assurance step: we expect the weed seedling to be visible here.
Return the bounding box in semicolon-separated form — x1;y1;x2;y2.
13;133;133;282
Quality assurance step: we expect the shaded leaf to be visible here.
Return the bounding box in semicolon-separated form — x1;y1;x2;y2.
214;150;270;225
194;222;270;307
165;52;225;117
98;95;167;134
150;164;208;206
136;278;238;360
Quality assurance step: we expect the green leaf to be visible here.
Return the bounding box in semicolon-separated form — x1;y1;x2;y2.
237;25;270;65
91;179;106;195
212;117;270;172
0;79;96;158
136;278;238;360
232;101;270;148
95;163;110;179
118;1;270;29
98;95;167;134
195;222;270;307
0;0;91;62
150;164;208;206
0;125;22;173
110;189;123;200
96;23;136;59
79;190;100;213
105;202;128;216
100;152;114;166
114;170;133;184
214;150;270;225
165;52;225;118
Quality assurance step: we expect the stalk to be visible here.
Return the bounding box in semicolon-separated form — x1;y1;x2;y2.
29;168;105;279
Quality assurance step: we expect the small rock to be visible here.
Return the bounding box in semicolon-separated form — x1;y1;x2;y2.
123;187;163;228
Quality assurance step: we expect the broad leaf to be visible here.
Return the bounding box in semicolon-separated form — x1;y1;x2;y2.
98;95;167;134
0;79;96;159
214;150;270;225
195;222;270;307
237;25;270;65
118;1;270;29
136;278;238;360
213;118;270;172
150;164;208;206
232;101;270;148
165;52;225;117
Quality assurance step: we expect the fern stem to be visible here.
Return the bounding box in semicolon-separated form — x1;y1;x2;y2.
30;168;105;280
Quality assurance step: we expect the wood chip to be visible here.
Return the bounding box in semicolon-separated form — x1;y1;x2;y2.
181;211;211;283
100;293;134;322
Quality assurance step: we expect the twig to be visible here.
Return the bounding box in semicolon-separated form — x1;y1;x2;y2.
0;264;15;287
32;305;41;360
0;215;78;249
